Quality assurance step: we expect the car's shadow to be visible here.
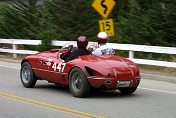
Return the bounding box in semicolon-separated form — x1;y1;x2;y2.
34;83;70;94
88;88;139;99
33;82;140;98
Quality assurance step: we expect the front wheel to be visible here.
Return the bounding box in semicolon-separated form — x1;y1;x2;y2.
20;62;37;88
69;67;90;97
119;87;137;95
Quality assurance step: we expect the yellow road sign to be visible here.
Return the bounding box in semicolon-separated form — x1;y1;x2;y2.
92;0;116;19
99;18;115;37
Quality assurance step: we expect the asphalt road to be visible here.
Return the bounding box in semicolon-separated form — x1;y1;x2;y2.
0;61;176;118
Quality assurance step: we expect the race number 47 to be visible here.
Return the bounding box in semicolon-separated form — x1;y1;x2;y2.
52;62;66;72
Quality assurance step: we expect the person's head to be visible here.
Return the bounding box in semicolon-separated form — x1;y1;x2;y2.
97;32;109;46
77;36;88;48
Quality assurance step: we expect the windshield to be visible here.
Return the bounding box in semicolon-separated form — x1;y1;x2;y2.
59;42;78;53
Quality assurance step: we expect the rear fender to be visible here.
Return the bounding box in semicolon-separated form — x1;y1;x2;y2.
68;66;89;80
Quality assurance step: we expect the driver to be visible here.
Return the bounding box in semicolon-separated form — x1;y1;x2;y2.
65;36;91;62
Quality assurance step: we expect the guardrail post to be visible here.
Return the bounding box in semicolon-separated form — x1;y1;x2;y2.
129;50;134;59
12;44;17;59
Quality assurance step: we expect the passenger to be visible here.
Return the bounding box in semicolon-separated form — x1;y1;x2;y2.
91;32;115;55
65;36;91;62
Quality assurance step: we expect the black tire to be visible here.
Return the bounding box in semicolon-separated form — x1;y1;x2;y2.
69;67;90;97
119;87;137;95
20;62;37;88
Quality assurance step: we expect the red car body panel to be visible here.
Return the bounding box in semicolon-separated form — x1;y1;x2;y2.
21;49;141;89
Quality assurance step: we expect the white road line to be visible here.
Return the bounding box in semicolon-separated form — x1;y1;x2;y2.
138;87;176;94
0;65;20;70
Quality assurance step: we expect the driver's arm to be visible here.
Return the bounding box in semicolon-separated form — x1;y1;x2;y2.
92;49;102;55
64;49;78;62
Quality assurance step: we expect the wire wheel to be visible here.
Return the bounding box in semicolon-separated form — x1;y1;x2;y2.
21;66;31;84
69;67;90;97
71;72;83;92
20;62;37;88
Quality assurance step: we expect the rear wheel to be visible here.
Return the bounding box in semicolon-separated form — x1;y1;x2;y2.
20;62;37;88
69;67;90;97
119;87;137;95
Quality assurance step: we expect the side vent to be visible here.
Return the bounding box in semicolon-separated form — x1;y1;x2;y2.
85;66;93;76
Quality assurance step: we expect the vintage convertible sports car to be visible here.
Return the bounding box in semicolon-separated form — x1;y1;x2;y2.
20;42;141;97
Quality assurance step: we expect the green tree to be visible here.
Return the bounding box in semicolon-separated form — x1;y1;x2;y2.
115;0;176;47
0;0;175;47
44;0;100;41
162;0;176;47
116;0;147;44
0;0;57;50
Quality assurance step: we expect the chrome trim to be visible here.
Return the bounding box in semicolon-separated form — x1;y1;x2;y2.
38;61;42;64
130;69;134;77
43;62;47;65
87;76;114;80
136;77;141;79
32;68;67;75
114;69;117;78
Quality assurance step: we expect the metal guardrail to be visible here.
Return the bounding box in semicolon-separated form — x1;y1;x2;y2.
0;38;176;68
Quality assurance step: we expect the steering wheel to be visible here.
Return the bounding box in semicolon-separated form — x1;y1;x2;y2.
67;45;73;57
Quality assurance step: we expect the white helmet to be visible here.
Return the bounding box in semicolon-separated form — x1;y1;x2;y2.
97;32;109;44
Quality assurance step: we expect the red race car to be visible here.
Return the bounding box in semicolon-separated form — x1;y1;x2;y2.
20;43;141;97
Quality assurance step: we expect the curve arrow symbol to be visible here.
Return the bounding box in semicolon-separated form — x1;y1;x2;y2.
101;0;107;14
